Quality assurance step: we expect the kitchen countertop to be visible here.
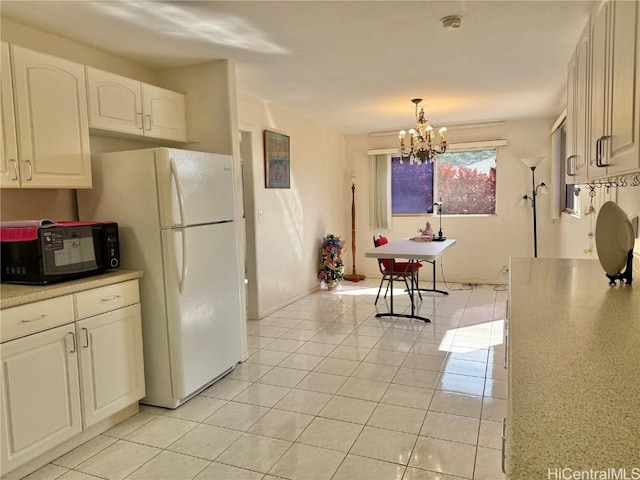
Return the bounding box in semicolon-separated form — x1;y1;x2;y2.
0;269;143;309
507;258;640;478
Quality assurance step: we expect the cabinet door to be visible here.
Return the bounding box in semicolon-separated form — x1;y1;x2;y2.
1;42;20;188
86;67;143;136
574;21;590;183
588;0;610;179
142;83;186;142
566;50;578;184
606;0;639;176
0;324;82;476
10;45;92;188
77;304;145;428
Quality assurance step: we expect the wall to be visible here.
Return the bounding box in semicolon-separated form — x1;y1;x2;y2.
556;181;640;278
344;118;560;284
237;92;346;318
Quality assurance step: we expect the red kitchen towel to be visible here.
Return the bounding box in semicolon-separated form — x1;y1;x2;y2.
0;220;115;242
0;227;40;242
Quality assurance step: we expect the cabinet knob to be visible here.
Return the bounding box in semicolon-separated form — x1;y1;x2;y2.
595;135;611;167
81;327;89;349
100;295;122;303
20;314;47;324
501;418;507;474
10;159;18;180
66;332;76;354
25;160;33;181
566;155;577;176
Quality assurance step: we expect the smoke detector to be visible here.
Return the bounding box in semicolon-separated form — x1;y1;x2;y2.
441;15;462;30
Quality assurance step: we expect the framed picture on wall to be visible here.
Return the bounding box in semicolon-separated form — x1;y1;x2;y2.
264;130;290;188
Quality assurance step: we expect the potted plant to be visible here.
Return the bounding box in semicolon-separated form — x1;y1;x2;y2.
318;233;345;290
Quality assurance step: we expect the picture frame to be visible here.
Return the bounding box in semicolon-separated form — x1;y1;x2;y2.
264;130;290;188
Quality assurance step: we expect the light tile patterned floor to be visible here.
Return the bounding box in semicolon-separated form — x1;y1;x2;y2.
26;280;507;480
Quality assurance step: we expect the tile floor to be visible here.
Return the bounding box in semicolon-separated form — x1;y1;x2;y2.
26;279;508;480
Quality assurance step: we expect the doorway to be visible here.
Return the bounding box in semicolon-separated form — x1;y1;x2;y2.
239;129;259;320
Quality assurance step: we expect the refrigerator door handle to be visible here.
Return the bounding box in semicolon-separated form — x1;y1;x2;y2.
179;228;187;294
170;158;187;228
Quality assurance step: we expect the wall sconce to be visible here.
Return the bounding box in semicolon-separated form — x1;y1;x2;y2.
519;157;549;257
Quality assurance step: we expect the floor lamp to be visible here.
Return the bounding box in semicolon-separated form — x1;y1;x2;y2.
519;157;549;258
343;172;366;282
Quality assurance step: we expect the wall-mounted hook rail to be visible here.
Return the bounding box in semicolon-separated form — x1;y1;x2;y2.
585;173;640;189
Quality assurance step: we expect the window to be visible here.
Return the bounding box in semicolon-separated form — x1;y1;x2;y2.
558;121;580;216
391;148;497;215
391;158;433;214
436;150;497;215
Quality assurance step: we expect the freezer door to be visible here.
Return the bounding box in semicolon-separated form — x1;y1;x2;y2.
155;148;236;228
161;222;243;400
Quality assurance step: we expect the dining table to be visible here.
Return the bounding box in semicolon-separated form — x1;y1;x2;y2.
364;238;457;322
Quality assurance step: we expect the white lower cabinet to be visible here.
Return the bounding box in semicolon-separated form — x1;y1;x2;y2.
0;324;82;474
0;279;144;476
77;303;144;428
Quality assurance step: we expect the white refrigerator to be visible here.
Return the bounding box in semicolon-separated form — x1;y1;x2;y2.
78;148;243;408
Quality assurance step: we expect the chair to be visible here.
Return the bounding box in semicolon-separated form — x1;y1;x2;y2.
373;235;423;305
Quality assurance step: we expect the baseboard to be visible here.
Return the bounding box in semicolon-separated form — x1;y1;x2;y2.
254;285;321;319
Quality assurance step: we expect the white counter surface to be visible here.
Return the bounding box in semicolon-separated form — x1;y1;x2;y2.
0;269;143;309
507;258;639;478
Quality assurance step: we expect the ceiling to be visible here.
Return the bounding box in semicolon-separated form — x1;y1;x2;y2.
1;1;594;134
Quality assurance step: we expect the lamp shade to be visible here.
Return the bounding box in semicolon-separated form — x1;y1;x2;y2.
521;156;545;168
538;183;550;195
518;195;530;207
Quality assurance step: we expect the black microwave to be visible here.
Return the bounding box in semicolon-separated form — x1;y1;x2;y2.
0;221;120;284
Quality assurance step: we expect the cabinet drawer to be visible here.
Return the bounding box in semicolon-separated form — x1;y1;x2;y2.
75;280;139;319
1;295;74;343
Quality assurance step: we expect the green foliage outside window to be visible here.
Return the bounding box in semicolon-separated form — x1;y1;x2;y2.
437;150;496;215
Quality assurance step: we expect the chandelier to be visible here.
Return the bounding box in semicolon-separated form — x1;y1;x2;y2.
398;98;447;164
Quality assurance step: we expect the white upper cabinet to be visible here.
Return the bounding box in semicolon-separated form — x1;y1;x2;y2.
604;0;639;176
87;67;186;142
1;42;19;188
142;83;187;142
588;0;639;179
566;21;591;184
8;45;92;188
86;67;143;136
